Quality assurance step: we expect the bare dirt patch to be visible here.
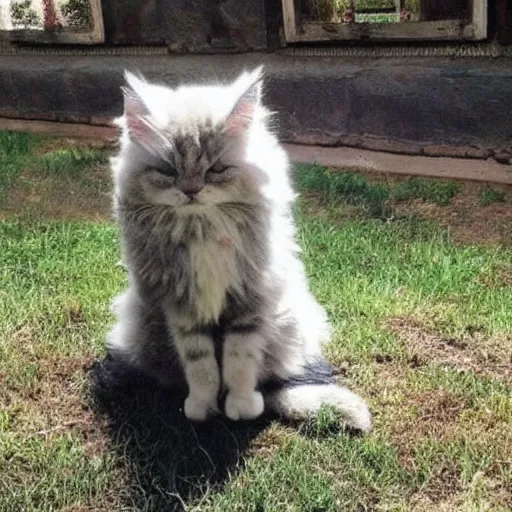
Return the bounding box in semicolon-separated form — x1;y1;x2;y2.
410;477;512;512
34;137;117;156
387;317;512;385
248;423;295;458
364;317;512;509
1;335;108;457
357;172;512;246
370;367;512;509
391;181;512;246
1;136;114;220
368;359;512;509
0;163;112;220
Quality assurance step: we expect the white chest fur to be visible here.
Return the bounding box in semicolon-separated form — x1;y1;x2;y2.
188;238;239;323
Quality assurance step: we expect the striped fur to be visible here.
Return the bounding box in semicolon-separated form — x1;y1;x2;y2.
107;68;371;431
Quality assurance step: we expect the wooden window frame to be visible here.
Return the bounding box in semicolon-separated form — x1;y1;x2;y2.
1;0;104;44
281;0;487;43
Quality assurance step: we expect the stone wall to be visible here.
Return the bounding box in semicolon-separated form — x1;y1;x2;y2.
1;54;511;161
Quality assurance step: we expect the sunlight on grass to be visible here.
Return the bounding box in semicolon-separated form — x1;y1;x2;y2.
0;131;41;198
394;177;461;205
39;148;108;176
0;131;112;218
479;186;506;206
0;140;511;511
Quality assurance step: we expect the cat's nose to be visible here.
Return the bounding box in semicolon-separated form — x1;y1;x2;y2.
182;185;203;198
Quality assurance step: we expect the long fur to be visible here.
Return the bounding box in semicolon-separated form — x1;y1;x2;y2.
107;68;371;431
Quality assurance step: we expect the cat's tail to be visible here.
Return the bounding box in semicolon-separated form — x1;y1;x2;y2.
262;360;372;433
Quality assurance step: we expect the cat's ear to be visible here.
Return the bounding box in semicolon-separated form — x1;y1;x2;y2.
122;71;155;145
225;66;263;136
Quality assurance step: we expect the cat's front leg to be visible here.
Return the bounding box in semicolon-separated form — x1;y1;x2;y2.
172;329;221;421
223;329;265;421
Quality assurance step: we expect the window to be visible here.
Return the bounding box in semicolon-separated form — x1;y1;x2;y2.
0;0;104;44
281;0;487;43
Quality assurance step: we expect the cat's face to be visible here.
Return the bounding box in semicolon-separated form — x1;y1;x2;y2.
114;68;266;210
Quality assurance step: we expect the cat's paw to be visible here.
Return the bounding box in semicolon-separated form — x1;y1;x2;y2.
225;391;264;421
184;395;218;422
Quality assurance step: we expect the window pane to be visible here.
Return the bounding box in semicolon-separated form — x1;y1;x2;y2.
4;0;94;31
300;0;468;23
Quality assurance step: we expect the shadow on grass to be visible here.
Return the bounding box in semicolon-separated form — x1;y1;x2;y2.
89;355;270;511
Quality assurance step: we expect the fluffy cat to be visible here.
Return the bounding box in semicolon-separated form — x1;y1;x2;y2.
107;67;371;431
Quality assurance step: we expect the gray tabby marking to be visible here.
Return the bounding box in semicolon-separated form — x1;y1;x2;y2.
107;67;372;431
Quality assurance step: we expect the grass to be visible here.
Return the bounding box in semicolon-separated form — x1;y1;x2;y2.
38;148;108;175
308;0;420;23
294;165;462;218
356;13;399;23
0;131;41;199
479;186;506;207
0;132;511;511
393;177;461;206
0;134;111;219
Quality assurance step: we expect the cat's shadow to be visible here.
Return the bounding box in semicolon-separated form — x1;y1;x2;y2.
89;355;270;511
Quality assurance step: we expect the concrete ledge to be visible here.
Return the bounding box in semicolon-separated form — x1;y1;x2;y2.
285;144;512;184
2;117;511;184
0;117;118;140
0;53;511;162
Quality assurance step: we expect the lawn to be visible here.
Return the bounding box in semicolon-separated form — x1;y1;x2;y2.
0;131;511;511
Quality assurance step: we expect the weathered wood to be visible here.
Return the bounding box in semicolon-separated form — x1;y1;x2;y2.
6;0;104;44
469;0;487;40
281;0;297;42
282;0;486;42
293;19;469;41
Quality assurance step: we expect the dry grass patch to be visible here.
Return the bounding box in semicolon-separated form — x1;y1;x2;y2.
410;476;512;512
392;181;512;246
1;306;110;457
367;360;512;510
478;262;512;289
362;315;512;510
34;137;117;156
248;423;296;458
0;163;112;220
1;345;108;457
298;165;512;246
388;317;512;385
0;134;113;220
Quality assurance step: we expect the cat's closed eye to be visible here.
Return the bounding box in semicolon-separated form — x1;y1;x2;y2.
205;163;234;183
207;163;231;174
145;165;178;189
145;165;178;177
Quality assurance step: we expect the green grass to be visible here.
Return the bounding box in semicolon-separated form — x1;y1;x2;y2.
0;137;511;511
0;131;111;218
393;177;461;206
294;165;462;218
356;0;396;8
0;130;107;188
0;131;41;198
38;148;108;176
479;186;506;206
356;13;399;23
